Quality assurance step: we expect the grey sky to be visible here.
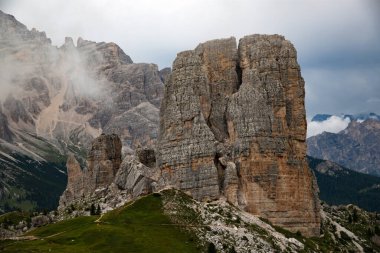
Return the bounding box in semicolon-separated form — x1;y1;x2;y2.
1;0;379;117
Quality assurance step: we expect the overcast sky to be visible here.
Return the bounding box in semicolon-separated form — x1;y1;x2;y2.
1;0;379;117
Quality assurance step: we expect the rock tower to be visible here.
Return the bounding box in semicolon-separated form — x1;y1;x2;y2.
156;35;320;237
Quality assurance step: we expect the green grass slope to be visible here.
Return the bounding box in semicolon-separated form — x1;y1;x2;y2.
0;194;201;253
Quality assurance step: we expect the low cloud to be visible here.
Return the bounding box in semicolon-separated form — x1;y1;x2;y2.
307;116;351;138
1;0;379;117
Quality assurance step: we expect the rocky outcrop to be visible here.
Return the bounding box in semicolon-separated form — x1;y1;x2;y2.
60;134;121;206
0;10;166;213
59;134;157;210
112;156;157;198
0;10;164;154
158;67;172;84
86;133;122;190
157;35;320;237
308;119;380;176
136;147;156;168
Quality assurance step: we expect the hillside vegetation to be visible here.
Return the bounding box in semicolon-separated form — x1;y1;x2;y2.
1;190;380;252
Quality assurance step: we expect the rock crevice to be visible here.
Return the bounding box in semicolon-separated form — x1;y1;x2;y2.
157;34;320;237
60;34;320;238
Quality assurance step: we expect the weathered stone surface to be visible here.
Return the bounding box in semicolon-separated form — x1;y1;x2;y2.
157;35;320;237
3;95;34;124
0;10;165;154
59;134;157;210
86;133;122;190
113;156;157;199
159;67;171;84
157;49;220;201
59;134;121;207
136;147;156;168
59;154;84;206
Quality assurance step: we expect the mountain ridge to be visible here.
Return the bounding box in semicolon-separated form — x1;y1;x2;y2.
308;119;380;176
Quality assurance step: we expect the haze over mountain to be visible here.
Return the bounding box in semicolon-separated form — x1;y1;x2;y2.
1;0;379;118
0;10;165;213
307;112;380;137
1;7;380;252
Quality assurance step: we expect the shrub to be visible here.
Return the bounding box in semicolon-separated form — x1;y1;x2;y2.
208;242;217;253
90;204;96;215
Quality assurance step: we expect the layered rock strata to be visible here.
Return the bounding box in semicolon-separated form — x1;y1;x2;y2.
59;134;157;209
60;134;121;205
0;10;165;153
156;35;320;237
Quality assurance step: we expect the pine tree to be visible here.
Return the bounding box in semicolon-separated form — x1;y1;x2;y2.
90;204;96;215
352;208;359;222
208;242;217;253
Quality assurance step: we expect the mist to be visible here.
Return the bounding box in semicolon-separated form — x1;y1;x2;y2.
307;116;351;138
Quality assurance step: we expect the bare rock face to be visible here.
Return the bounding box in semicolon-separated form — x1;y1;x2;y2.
86;133;122;190
0;10;164;154
136;147;156;168
60;154;84;205
59;134;121;206
59;134;157;210
157;35;320;237
112;156;157;199
308;119;380;176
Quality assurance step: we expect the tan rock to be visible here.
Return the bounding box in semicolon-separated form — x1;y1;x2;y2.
156;34;320;237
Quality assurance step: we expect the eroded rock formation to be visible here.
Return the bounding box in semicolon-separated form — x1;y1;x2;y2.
156;35;320;237
59;133;157;209
0;10;164;153
60;134;121;206
59;34;320;237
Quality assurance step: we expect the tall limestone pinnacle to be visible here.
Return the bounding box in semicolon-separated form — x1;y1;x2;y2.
156;34;320;237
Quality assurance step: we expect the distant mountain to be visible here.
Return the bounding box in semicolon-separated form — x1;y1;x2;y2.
311;114;333;122
0;10;166;213
308;119;380;176
308;156;380;212
311;112;380;122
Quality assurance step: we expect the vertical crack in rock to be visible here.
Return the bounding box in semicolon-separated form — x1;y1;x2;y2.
195;37;239;143
157;34;320;237
213;153;226;194
235;63;243;91
60;133;122;206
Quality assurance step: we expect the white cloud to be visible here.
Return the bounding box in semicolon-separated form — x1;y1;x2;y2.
1;0;379;116
307;116;351;138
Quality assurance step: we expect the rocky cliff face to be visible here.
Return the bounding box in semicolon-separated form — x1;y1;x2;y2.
59;134;157;209
308;119;380;176
156;35;320;237
60;134;121;205
0;10;165;153
0;10;166;212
